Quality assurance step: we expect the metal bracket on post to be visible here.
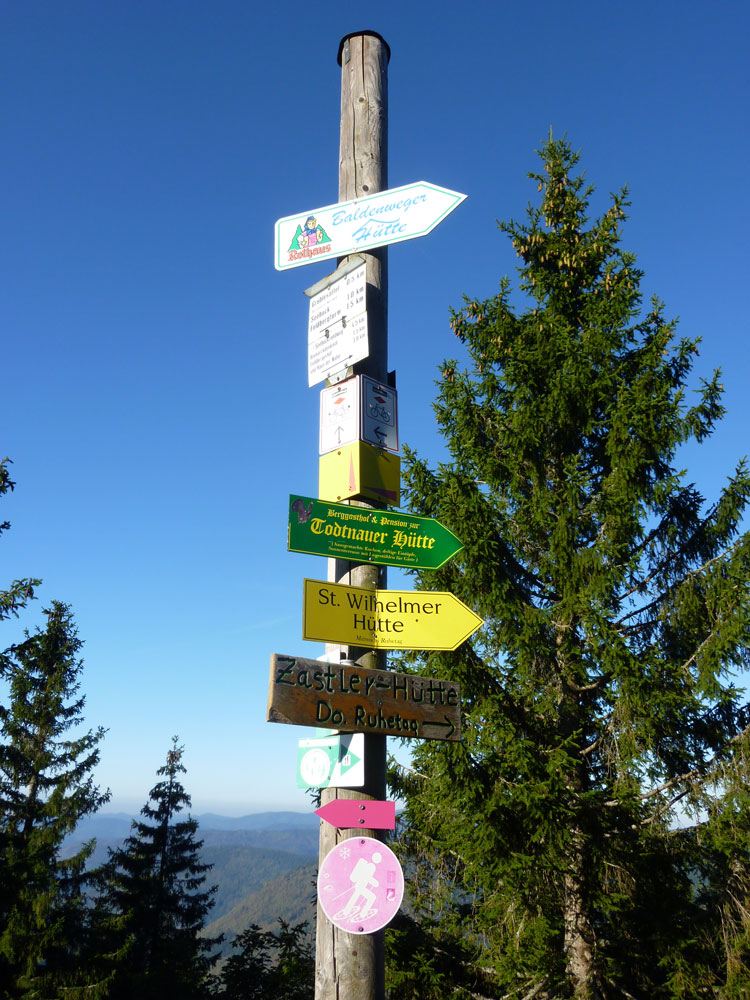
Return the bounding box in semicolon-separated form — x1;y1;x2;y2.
326;367;354;387
304;254;366;299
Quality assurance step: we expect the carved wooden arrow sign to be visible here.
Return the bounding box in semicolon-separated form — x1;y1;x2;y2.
315;799;396;830
267;654;461;742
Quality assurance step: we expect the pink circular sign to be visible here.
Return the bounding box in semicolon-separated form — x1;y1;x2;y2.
318;838;404;935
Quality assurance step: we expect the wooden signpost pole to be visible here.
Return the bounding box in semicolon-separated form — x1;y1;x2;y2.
314;31;390;1000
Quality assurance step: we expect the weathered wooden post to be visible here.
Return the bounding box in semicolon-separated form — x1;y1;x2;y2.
269;29;470;1000
314;31;390;1000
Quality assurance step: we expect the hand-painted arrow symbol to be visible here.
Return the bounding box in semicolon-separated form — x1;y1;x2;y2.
315;799;396;830
423;716;456;739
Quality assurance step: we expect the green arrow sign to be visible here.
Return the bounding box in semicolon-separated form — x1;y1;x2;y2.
288;495;464;570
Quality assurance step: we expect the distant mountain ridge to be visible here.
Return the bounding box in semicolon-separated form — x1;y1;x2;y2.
196;811;320;831
63;810;320;946
68;810;319;841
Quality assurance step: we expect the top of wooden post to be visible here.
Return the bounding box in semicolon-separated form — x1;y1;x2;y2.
337;31;390;66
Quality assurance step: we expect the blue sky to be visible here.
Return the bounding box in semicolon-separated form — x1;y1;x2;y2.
2;0;748;814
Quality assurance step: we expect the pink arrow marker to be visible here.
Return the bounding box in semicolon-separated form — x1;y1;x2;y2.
315;799;396;830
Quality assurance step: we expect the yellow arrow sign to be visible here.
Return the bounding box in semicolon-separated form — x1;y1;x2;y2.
303;579;483;651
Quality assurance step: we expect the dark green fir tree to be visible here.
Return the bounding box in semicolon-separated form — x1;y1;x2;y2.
0;601;109;998
101;738;220;1000
216;919;314;1000
388;137;750;999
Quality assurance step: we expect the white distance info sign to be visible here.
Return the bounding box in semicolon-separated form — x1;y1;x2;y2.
307;260;368;386
308;261;366;337
308;313;368;388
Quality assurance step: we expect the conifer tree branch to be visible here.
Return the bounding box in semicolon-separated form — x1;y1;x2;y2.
615;540;742;626
579;714;615;757
498;977;549;1000
620;718;750;814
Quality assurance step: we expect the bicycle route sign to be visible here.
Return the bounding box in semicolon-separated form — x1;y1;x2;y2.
360;375;398;452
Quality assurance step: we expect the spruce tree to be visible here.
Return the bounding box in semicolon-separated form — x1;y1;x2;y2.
217;919;314;1000
389;137;750;999
0;601;109;997
0;458;40;620
102;738;220;999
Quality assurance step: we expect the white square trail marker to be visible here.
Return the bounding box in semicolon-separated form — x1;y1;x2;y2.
320;377;359;454
296;732;365;789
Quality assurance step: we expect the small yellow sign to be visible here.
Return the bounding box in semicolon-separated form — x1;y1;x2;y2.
303;579;483;651
319;441;400;506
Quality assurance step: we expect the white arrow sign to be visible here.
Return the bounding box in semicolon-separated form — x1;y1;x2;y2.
275;181;467;270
